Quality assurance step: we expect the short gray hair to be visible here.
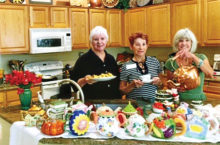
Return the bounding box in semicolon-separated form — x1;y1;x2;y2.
89;26;108;42
173;28;197;53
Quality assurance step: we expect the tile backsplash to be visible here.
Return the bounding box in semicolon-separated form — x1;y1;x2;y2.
1;46;220;74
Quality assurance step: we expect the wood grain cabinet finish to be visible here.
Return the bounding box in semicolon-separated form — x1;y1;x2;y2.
106;9;123;47
0;86;40;108
0;5;29;54
203;0;220;45
171;0;201;44
89;9;106;31
146;4;171;46
69;8;89;48
124;8;147;46
203;81;220;100
30;6;69;28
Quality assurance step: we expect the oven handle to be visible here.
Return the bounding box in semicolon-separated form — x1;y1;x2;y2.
42;83;59;89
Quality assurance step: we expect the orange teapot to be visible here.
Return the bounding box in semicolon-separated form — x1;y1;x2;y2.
168;65;200;91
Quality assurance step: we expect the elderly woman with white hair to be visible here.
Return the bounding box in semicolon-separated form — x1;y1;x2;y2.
165;28;213;101
70;26;121;101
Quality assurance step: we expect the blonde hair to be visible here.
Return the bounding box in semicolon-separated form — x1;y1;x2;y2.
173;28;197;53
89;26;108;42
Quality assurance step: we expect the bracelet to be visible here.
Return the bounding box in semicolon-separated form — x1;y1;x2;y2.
197;59;204;68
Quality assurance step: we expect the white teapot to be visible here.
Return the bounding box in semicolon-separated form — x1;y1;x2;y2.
125;114;148;137
93;105;120;137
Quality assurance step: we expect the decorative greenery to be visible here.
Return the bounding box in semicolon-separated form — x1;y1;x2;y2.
115;0;130;11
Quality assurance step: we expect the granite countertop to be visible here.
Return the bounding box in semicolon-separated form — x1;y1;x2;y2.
1;100;220;145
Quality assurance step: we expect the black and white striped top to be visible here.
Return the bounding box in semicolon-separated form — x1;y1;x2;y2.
120;56;161;100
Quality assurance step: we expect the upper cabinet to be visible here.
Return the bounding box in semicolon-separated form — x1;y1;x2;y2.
146;4;171;46
0;5;29;54
203;0;220;45
89;9;106;30
171;0;201;43
30;6;69;28
69;8;89;48
124;8;147;46
106;9;123;47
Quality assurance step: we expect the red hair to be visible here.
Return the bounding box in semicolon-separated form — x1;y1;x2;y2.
129;33;149;46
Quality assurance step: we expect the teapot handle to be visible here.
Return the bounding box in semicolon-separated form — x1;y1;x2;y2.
46;108;56;119
174;118;187;136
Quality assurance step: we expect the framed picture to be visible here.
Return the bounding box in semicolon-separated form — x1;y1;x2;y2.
29;0;52;4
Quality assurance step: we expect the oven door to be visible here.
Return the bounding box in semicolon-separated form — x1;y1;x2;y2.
41;81;60;100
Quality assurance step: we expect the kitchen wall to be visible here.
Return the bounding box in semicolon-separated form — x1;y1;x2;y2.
1;46;220;74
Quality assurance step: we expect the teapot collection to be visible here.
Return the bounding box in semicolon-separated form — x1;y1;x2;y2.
21;93;219;141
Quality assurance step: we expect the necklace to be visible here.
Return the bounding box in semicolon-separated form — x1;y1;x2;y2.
132;57;148;74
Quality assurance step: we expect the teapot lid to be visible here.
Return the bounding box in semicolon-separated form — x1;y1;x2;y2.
99;109;115;117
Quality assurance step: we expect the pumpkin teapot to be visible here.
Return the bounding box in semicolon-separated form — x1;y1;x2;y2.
168;65;200;91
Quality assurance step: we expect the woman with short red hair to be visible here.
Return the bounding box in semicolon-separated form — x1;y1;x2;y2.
120;32;162;103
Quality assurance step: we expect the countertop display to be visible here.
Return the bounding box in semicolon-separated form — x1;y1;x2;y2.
1;100;220;145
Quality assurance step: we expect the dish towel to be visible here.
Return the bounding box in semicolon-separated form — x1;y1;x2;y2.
10;121;220;145
10;121;57;145
9;121;108;145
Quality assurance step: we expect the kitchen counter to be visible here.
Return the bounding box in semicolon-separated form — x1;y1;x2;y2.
1;100;220;145
205;76;220;82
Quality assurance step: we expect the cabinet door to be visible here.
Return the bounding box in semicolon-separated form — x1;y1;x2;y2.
0;92;5;107
146;4;171;46
0;5;29;54
204;81;220;100
203;0;220;45
124;8;147;46
30;6;49;28
107;9;122;47
69;8;89;48
51;7;69;28
89;9;106;30
171;0;201;43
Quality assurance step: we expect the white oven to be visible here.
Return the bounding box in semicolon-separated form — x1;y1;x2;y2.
29;28;72;54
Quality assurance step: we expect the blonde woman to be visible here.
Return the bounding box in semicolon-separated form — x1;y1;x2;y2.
165;28;213;101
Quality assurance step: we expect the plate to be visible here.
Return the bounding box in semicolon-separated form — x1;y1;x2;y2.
142;79;153;83
102;0;119;8
137;0;150;7
91;76;117;82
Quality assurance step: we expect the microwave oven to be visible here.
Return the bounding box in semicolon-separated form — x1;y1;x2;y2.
30;28;72;54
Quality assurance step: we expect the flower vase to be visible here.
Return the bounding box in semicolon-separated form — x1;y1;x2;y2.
19;84;32;110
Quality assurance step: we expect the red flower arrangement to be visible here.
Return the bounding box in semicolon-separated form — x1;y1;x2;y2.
5;70;42;94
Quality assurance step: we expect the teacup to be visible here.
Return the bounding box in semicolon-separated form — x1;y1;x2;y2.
139;74;151;82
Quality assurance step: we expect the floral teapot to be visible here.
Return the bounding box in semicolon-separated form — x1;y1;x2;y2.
168;65;200;91
93;105;120;137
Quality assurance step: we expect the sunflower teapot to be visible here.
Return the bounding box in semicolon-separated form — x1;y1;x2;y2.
93;105;120;137
168;65;200;91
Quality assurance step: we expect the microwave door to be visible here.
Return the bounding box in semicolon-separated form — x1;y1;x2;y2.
35;36;64;53
37;37;62;47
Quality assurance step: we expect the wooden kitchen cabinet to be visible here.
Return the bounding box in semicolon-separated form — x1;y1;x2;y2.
171;0;201;43
202;0;220;45
106;9;123;47
0;5;29;54
89;9;106;31
0;86;40;108
124;8;147;46
203;81;220;100
69;8;89;48
146;4;171;46
30;6;69;28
